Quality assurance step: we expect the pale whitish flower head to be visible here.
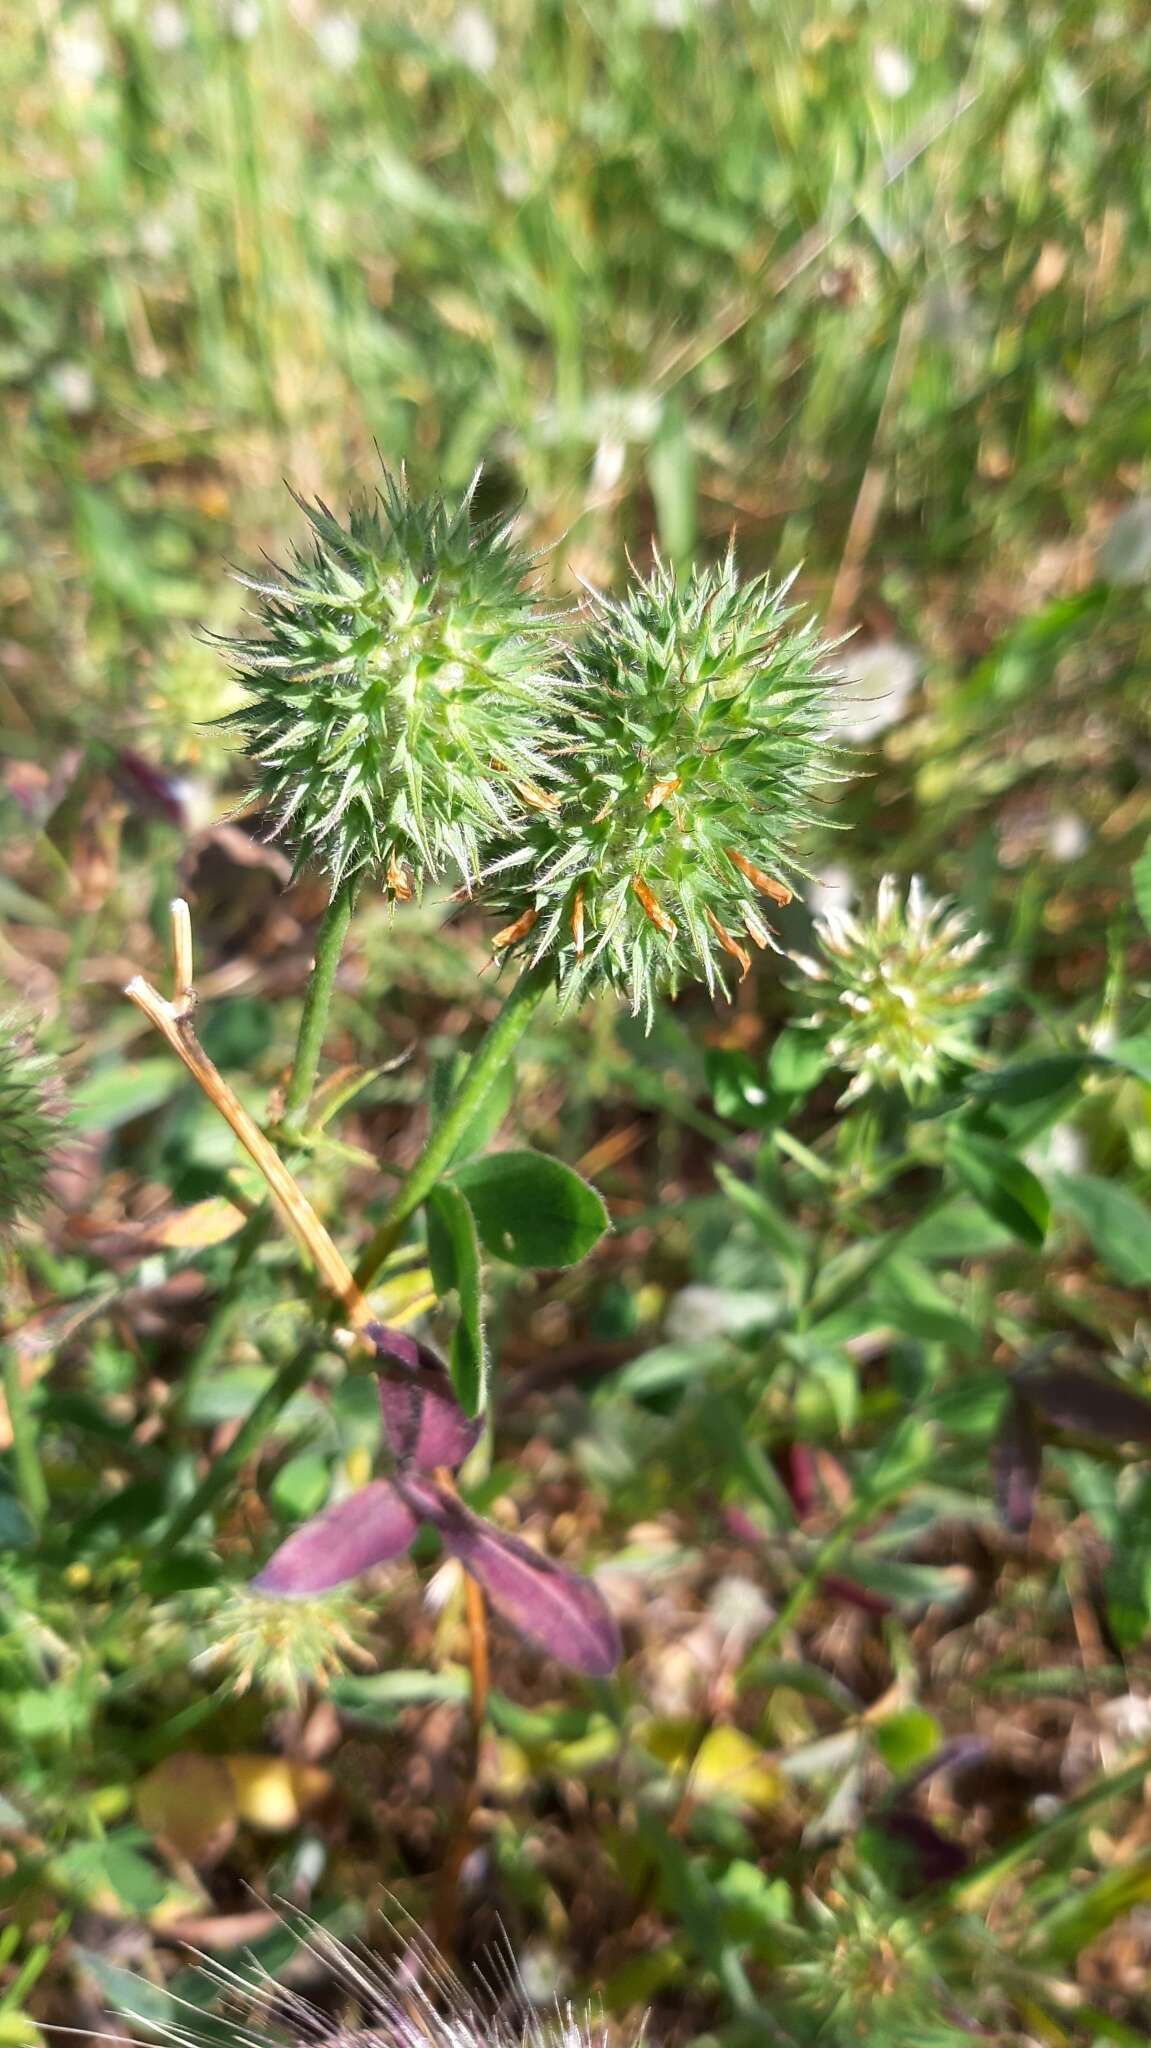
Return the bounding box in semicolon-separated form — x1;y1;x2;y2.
224;0;261;38
313;11;361;69
448;5;498;74
190;1585;374;1708
591;436;626;496
1024;1121;1086;1180
53;16;107;85
705;1574;773;1657
1046;810;1089;863
794;875;997;1103
1097;498;1151;587
138;213;176;261
1088;1016;1117;1055
424;1553;465;1616
148;1;188;49
45;361;96;415
497;159;533;203
665;1285;775;1343
834;638;919;743
1100;1692;1151;1745
872;44;913;99
806;861;855;920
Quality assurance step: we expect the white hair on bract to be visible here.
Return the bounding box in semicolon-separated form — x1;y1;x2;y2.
60;1908;641;2048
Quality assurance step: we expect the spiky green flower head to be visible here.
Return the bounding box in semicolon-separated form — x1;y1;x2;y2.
484;552;843;1024
793;876;998;1104
190;1584;374;1709
778;1877;976;2045
0;1016;67;1238
222;470;563;896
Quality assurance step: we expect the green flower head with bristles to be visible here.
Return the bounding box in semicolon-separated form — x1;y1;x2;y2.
0;1017;67;1237
793;875;998;1103
223;469;563;896
485;552;844;1023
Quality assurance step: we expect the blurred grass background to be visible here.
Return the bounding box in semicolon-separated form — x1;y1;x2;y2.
5;0;1150;798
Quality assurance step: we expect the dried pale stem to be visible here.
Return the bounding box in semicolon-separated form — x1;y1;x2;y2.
124;903;369;1331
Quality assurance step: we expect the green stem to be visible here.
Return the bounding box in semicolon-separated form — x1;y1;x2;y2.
803;1182;954;1328
165;1331;317;1547
354;959;552;1290
2;1344;48;1531
281;877;357;1128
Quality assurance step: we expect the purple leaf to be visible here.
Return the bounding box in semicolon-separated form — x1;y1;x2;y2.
405;1477;621;1677
872;1808;970;1891
1018;1364;1151;1446
114;749;187;827
994;1389;1042;1533
368;1322;483;1473
774;1442;817;1521
820;1571;892;1618
252;1479;417;1596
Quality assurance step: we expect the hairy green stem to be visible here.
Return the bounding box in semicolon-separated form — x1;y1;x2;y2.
2;1344;48;1531
355;958;552;1289
281;877;357;1129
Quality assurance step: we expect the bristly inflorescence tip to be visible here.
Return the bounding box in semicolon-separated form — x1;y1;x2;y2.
221;468;565;900
484;549;846;1025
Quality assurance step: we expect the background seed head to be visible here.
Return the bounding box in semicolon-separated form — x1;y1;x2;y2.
223;470;563;896
485;552;843;1024
190;1584;374;1709
793;875;998;1102
0;1017;67;1238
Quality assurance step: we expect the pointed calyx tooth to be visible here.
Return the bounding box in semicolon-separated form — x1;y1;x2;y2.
513;777;561;814
571;882;586;959
643;772;682;812
492;904;539;951
726;847;793;905
706;908;751;981
386;854;412;900
632;874;677;939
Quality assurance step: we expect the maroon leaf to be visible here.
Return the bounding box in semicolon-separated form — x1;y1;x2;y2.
820;1571;892;1617
872;1808;970;1891
368;1322;483;1473
723;1505;767;1548
113;749;187;827
405;1477;621;1676
774;1442;817;1521
1018;1364;1151;1446
994;1389;1042;1533
251;1479;417;1595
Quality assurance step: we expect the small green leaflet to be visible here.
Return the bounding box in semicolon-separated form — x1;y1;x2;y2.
946;1131;1049;1248
450;1150;609;1270
1053;1171;1151;1288
425;1181;487;1415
